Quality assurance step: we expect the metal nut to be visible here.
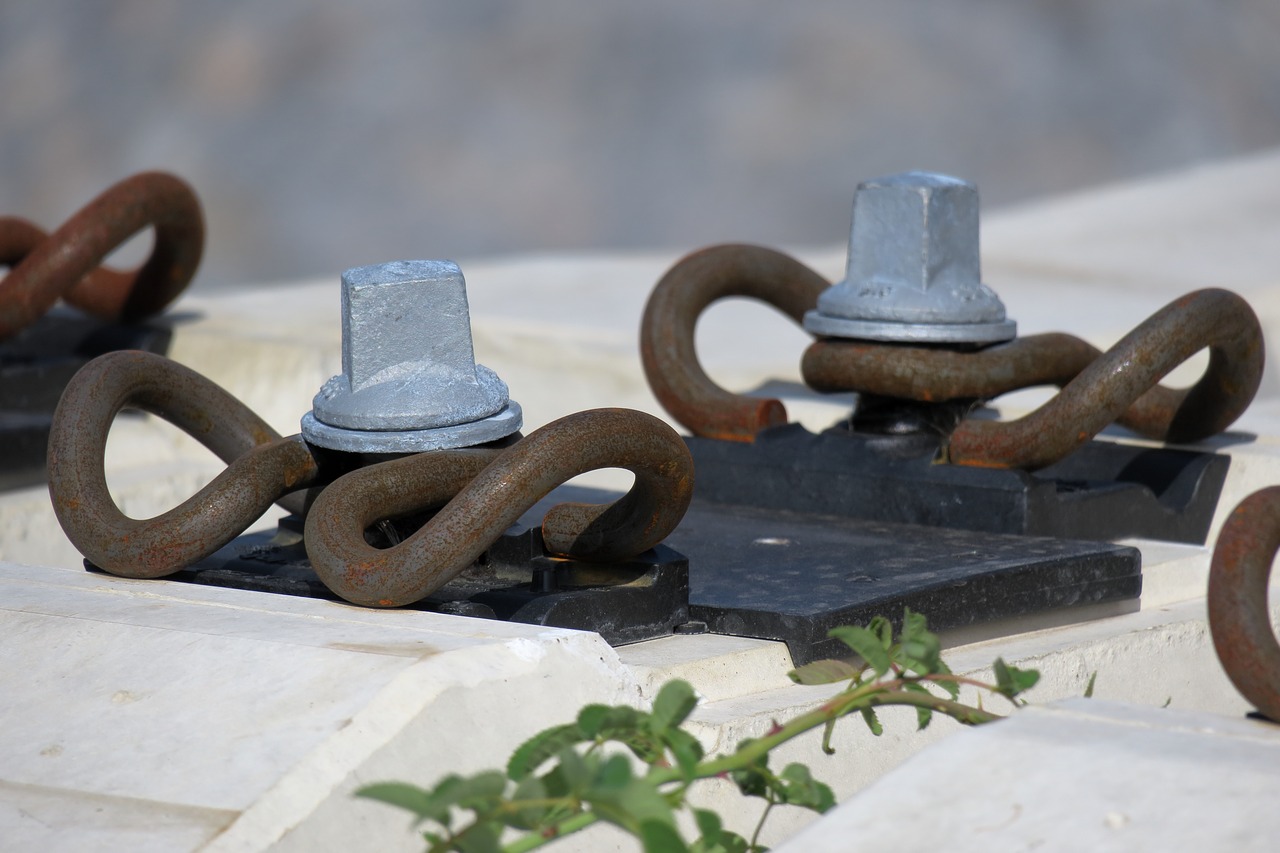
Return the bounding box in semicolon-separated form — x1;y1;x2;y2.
803;171;1016;344
301;259;521;452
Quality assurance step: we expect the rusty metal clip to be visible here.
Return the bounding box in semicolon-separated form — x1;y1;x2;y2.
47;351;319;576
804;289;1264;469
640;244;829;441
1208;486;1280;722
48;351;694;607
640;244;1264;470
1;172;204;340
305;408;694;607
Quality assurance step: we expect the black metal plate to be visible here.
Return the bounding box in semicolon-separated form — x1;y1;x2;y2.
161;481;1139;662
687;424;1227;544
1;311;172;491
176;520;691;647
667;500;1140;664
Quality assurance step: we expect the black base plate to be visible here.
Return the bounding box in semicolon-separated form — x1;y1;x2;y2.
163;482;1141;663
687;424;1228;544
1;311;171;491
665;498;1140;664
176;519;691;647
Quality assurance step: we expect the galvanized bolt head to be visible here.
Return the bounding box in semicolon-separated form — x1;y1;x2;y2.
301;260;521;453
803;171;1016;344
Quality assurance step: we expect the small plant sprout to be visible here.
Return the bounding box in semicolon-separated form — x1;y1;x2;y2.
357;609;1039;853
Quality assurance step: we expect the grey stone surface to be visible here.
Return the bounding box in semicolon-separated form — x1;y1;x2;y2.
3;2;1280;290
804;171;1016;343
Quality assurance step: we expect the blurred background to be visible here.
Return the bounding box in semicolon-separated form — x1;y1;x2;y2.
3;1;1279;291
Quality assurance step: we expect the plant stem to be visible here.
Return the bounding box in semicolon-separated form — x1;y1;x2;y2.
749;794;776;851
504;681;1005;852
504;811;601;853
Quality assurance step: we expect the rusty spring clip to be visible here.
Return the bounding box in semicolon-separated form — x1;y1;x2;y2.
1;172;203;340
1209;487;1280;722
641;242;1264;470
47;351;694;608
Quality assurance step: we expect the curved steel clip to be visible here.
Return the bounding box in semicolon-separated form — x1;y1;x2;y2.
1;172;204;340
640;244;1264;470
1208;486;1280;722
48;351;694;607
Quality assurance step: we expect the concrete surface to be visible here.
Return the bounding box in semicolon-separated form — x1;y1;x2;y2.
774;698;1280;853
2;562;1271;852
0;562;640;852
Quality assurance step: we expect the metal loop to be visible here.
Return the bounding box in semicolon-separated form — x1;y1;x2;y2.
803;288;1264;469
0;172;204;339
638;245;1261;468
1208;486;1280;722
47;351;319;578
640;244;828;442
305;408;695;607
49;353;694;608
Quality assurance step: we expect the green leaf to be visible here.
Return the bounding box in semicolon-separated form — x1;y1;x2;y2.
916;705;933;730
575;703;612;736
455;820;502;853
1084;671;1097;698
903;682;935;730
860;706;883;736
640;819;690;853
575;704;666;764
897;610;946;676
357;771;506;829
507;723;585;781
992;658;1040;698
504;776;554;830
596;754;634;789
586;775;678;836
354;781;447;825
452;772;508;812
869;615;893;649
716;830;753;853
552;747;592;795
577;704;646;738
788;657;863;685
692;808;723;845
827;626;892;676
663;728;705;779
621;732;667;766
931;663;960;700
651;680;699;731
777;763;836;813
728;747;771;799
729;766;768;798
900;607;928;642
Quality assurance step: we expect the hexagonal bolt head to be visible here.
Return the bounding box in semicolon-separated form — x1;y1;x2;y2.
301;260;521;453
803;171;1016;344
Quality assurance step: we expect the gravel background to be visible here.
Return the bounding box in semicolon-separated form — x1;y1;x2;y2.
3;1;1279;290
